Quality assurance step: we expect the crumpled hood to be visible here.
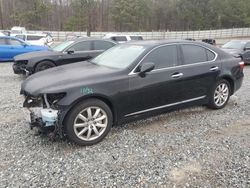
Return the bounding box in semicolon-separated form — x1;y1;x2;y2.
14;50;59;61
221;48;242;56
21;61;119;96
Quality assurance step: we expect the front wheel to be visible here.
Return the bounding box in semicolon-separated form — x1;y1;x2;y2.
35;61;55;73
64;99;113;146
207;79;231;109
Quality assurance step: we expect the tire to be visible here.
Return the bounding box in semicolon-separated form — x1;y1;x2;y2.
64;99;113;146
207;79;231;109
35;61;55;73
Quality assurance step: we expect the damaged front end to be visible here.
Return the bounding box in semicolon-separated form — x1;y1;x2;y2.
23;93;66;139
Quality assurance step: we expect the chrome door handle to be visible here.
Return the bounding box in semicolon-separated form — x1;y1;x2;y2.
210;66;219;71
171;73;184;79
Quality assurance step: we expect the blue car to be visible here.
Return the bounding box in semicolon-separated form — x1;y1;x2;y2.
0;36;49;61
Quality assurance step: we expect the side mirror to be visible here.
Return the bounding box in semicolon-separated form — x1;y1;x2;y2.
67;50;74;54
244;47;250;51
139;62;155;77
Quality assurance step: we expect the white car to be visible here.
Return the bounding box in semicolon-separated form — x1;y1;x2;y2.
0;31;6;36
10;26;27;35
103;33;143;43
15;33;54;46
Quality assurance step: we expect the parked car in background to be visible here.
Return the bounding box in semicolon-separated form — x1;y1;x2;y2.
0;32;6;36
2;30;11;36
21;40;244;145
202;39;216;45
13;38;116;75
0;36;49;62
103;33;143;43
221;40;250;64
10;26;27;36
15;33;54;46
65;33;82;40
185;38;196;41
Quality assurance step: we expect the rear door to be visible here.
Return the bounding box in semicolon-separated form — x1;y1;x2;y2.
177;44;221;100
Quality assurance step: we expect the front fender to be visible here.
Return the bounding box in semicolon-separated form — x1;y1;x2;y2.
57;92;117;125
26;59;39;72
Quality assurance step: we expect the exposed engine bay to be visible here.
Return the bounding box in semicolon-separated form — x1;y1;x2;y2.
23;93;65;139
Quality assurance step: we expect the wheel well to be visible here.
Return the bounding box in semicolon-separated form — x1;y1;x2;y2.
221;76;234;95
35;60;56;70
62;96;116;126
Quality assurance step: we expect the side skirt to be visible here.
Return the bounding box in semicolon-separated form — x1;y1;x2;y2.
124;95;206;117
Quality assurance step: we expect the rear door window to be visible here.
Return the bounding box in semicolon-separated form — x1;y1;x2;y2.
207;50;216;61
141;45;178;69
181;44;208;65
69;41;92;52
93;41;115;51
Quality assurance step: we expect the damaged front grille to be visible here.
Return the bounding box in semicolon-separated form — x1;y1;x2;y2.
23;93;66;109
14;60;28;65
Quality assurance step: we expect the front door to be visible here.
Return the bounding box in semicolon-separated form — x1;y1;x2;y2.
124;44;185;117
59;41;93;65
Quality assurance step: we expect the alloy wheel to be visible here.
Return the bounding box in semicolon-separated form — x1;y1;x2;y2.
214;83;229;107
73;106;108;141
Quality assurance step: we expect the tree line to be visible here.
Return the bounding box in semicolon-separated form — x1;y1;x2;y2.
0;0;250;34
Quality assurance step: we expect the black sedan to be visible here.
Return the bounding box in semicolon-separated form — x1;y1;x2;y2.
13;38;116;75
221;40;250;64
21;40;244;145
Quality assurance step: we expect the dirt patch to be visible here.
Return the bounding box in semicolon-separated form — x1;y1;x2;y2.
205;120;250;139
169;161;202;183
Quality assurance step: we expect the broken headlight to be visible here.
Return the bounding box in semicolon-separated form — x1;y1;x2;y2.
23;96;43;108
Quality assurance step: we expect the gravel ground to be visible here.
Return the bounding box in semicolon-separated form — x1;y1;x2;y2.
0;63;249;188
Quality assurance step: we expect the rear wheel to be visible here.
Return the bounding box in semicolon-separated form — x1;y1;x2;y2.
35;61;55;73
208;79;231;109
64;99;113;146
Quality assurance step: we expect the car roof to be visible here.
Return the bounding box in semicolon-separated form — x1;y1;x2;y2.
125;39;209;47
73;37;117;44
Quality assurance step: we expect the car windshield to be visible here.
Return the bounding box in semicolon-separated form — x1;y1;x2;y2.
52;41;74;52
91;44;146;69
222;41;246;50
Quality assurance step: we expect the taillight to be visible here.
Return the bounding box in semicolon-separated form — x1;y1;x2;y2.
239;61;245;69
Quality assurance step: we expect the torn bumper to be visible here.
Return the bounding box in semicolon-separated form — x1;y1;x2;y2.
23;95;59;132
13;61;30;75
22;93;70;137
